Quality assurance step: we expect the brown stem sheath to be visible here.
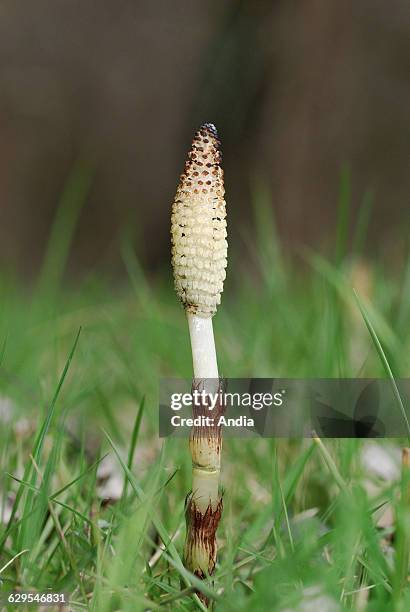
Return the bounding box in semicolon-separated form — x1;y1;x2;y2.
183;379;225;604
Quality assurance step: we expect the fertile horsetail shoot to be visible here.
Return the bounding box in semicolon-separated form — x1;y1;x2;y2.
171;123;228;588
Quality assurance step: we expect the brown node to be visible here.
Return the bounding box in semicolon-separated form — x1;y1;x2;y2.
184;495;224;590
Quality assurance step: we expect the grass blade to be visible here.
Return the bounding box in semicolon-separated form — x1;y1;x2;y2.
354;290;410;441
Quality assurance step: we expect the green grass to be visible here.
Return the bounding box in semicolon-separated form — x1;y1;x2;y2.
0;180;409;610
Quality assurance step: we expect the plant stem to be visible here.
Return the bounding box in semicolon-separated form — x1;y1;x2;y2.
184;313;224;596
187;314;218;381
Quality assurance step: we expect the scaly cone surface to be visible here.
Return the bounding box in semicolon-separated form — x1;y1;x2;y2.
171;123;227;318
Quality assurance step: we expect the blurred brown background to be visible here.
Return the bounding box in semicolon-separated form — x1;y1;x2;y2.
0;0;409;277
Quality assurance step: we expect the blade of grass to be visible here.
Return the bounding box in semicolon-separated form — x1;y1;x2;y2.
1;328;81;551
353;290;410;442
37;162;93;296
103;432;182;567
312;434;349;493
121;396;146;504
17;328;82;553
308;252;399;357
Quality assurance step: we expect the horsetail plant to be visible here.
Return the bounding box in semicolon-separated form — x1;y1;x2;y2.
171;124;228;592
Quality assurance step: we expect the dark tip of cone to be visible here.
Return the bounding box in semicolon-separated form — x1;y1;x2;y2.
200;123;218;138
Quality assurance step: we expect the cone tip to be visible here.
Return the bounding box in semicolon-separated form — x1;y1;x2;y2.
199;123;218;138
